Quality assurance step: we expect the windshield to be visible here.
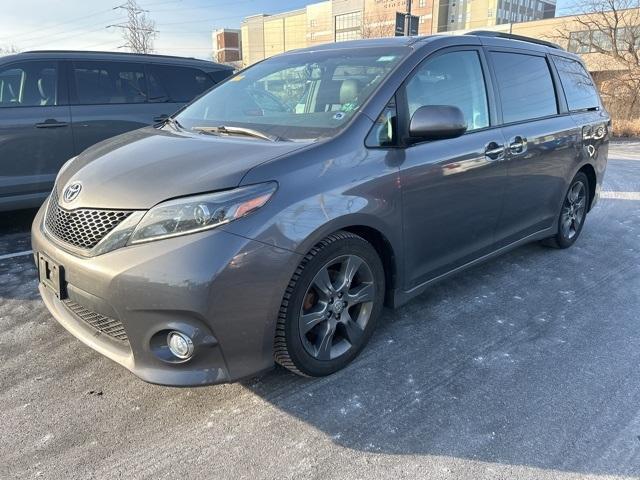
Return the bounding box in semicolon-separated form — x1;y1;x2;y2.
175;47;408;141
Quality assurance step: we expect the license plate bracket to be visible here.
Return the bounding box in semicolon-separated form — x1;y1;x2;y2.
38;253;67;299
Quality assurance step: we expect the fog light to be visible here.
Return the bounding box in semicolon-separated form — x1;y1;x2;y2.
167;331;194;360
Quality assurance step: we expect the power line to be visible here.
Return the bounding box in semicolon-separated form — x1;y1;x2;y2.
0;7;118;43
16;15;125;46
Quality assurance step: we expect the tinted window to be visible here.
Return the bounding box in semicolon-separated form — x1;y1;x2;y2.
0;61;58;108
405;50;489;131
147;65;214;103
552;56;599;111
73;61;146;105
490;52;557;123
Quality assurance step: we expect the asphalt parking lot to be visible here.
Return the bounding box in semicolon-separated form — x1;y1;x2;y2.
1;141;639;480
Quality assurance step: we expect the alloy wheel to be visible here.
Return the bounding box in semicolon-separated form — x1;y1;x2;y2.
560;180;587;240
298;254;375;361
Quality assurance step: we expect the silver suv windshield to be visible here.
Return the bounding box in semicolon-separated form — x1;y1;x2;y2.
175;47;408;141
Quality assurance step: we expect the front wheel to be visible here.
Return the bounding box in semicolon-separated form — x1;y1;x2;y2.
275;231;385;377
543;172;590;249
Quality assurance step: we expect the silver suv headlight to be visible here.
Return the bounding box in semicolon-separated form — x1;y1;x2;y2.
128;182;277;244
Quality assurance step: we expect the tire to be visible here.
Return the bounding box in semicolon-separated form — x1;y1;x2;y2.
542;172;590;249
274;231;385;377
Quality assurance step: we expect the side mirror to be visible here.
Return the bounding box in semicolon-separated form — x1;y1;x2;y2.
409;105;467;141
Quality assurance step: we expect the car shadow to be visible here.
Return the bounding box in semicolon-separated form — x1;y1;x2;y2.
0;208;38;233
238;237;640;477
0;208;37;257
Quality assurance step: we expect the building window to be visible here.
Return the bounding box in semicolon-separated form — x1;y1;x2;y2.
335;11;362;42
488;8;494;17
310;19;317;27
419;0;426;6
336;29;361;42
568;30;592;53
335;11;361;31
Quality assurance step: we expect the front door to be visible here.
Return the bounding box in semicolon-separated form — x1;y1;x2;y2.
399;48;507;288
0;60;74;204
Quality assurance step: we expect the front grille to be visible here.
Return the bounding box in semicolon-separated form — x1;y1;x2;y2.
62;299;129;343
45;191;132;250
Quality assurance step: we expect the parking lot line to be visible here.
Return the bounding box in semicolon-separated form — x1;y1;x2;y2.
0;250;33;260
600;191;640;200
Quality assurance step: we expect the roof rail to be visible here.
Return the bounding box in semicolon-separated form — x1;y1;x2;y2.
21;50;207;62
465;30;562;50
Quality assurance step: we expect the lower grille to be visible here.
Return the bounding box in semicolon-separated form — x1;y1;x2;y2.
45;190;133;250
62;299;129;343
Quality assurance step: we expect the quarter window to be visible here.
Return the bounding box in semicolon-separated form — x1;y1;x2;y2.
73;61;146;105
405;50;489;132
552;56;600;112
0;61;58;108
366;99;397;147
490;52;557;123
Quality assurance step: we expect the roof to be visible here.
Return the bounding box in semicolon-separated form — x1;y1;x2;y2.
285;35;437;54
4;50;233;69
281;32;567;57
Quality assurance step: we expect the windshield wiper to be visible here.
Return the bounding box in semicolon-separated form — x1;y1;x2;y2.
160;116;184;131
192;125;279;142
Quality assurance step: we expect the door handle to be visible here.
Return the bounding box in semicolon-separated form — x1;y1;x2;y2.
485;141;505;161
35;119;69;128
153;114;169;123
509;135;527;155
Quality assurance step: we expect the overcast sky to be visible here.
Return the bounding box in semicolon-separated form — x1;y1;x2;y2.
0;0;571;60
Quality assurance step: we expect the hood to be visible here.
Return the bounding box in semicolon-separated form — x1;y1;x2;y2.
56;127;309;210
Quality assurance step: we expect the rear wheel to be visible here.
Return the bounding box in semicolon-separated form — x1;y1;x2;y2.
275;231;385;377
543;172;589;249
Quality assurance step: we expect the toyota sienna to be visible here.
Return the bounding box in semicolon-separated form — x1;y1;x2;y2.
32;32;610;386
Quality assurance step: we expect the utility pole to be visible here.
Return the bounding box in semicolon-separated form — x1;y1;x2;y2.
405;0;412;36
108;0;157;54
508;0;516;33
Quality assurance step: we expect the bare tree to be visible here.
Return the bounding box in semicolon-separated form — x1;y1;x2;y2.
0;45;20;56
553;0;640;120
362;12;395;39
112;0;157;54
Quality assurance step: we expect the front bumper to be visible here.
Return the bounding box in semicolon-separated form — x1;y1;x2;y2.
32;204;301;386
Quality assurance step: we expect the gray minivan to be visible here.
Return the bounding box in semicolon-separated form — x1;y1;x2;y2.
33;32;609;386
0;50;233;211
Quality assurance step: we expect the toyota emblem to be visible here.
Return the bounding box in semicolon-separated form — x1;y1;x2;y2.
63;182;82;203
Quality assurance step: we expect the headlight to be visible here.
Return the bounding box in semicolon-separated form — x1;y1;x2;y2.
128;182;277;244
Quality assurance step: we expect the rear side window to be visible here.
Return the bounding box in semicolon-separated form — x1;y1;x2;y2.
147;65;214;103
73;61;146;105
0;61;58;108
490;52;557;123
552;56;600;112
